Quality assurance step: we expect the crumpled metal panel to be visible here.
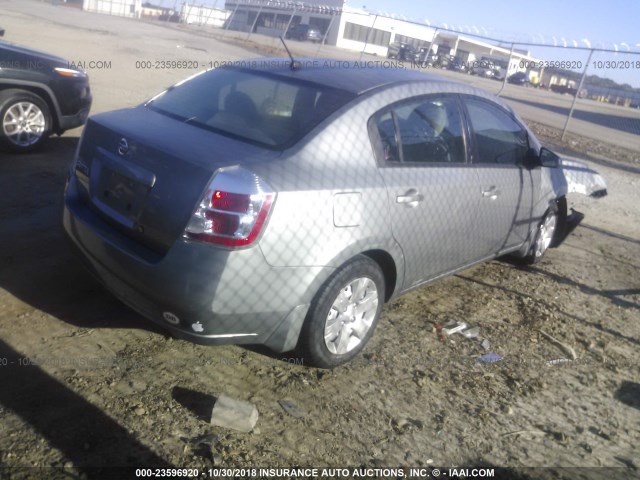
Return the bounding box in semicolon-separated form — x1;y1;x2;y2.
560;157;608;198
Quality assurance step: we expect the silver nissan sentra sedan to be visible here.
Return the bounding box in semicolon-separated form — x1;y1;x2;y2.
63;58;606;368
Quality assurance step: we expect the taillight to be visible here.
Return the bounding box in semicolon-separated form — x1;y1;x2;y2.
184;167;275;248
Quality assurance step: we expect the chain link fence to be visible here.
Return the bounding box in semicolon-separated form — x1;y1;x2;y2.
60;0;640;156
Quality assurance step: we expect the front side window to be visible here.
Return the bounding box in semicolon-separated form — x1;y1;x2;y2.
372;96;466;164
147;68;355;149
464;97;528;165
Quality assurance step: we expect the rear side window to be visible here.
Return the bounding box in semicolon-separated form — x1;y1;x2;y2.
464;98;529;165
372;96;466;164
147;68;355;149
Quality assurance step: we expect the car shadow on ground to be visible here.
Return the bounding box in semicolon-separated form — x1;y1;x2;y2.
455;267;640;348
0;338;174;472
579;223;640;246
499;215;639;311
0;136;166;336
523;220;640;311
528;265;640;310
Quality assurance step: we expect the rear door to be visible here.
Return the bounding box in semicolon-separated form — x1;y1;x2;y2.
371;94;486;289
462;96;537;255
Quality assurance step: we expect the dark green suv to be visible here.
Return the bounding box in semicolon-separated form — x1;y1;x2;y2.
0;38;92;152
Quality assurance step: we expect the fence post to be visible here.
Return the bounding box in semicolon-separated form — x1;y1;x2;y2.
203;2;216;27
247;2;264;39
423;28;439;67
359;14;378;61
496;42;514;96
315;13;336;56
186;2;195;24
283;6;297;38
212;0;220;23
222;0;241;36
561;49;594;141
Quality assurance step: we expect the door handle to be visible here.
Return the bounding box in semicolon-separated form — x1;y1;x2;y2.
396;190;424;207
481;186;501;200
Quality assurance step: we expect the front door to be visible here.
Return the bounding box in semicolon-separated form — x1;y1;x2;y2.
371;94;486;289
462;96;536;255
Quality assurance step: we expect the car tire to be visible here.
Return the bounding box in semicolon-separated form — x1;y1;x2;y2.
521;206;559;265
298;255;385;368
0;89;52;153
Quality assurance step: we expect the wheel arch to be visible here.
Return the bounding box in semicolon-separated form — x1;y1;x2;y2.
0;82;62;133
360;249;398;302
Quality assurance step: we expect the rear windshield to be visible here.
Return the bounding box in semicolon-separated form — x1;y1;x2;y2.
147;67;356;149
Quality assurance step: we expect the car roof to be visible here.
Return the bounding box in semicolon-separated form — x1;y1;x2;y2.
239;57;454;95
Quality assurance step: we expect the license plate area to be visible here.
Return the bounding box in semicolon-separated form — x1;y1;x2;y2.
90;148;156;230
97;168;149;219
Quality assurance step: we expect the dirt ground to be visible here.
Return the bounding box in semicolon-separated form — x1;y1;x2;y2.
1;2;639;479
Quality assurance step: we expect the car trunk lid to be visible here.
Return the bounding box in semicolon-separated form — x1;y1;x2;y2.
74;106;280;255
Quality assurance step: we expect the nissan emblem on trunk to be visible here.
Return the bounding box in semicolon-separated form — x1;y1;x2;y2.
118;137;129;156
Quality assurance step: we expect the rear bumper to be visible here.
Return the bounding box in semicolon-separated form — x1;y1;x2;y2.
63;177;331;352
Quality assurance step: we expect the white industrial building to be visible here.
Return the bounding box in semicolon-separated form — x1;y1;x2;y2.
223;0;343;42
81;0;539;79
223;0;539;77
180;4;231;27
83;0;142;18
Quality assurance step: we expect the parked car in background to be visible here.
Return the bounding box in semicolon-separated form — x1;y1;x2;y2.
63;59;606;368
471;64;505;81
387;42;418;62
491;68;506;81
0;26;5;37
0;38;92;152
448;59;470;74
414;48;437;67
414;47;429;65
434;54;453;69
285;24;323;43
158;13;180;22
471;62;496;78
549;83;587;98
507;71;531;86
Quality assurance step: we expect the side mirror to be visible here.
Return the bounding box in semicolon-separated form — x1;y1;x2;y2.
540;147;560;168
524;147;541;169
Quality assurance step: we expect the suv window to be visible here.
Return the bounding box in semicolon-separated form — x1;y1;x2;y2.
148;68;355;149
373;96;466;164
465;98;528;165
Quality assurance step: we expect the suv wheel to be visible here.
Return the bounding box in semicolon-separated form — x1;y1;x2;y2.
0;89;52;152
299;255;385;368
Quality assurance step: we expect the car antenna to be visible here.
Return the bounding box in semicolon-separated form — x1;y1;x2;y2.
279;36;301;71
